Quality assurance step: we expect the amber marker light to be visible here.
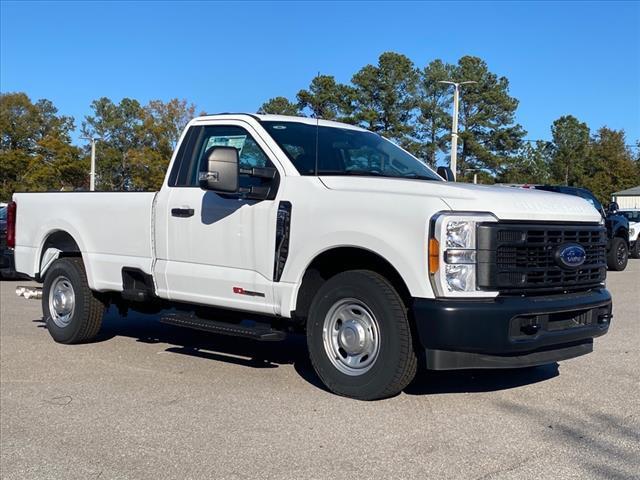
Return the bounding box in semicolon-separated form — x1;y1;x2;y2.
428;238;440;274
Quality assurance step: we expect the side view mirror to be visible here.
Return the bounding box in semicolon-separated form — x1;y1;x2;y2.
199;146;239;193
607;201;619;214
437;166;454;181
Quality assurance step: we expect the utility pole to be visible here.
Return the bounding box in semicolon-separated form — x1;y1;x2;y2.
81;137;98;191
438;81;477;181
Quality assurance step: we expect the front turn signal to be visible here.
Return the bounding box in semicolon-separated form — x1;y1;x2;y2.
428;238;439;274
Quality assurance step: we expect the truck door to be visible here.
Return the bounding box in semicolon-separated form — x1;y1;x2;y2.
154;121;281;314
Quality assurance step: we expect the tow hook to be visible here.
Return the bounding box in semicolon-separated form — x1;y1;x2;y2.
15;286;43;300
520;323;541;336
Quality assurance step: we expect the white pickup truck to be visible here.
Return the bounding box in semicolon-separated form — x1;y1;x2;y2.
9;114;612;400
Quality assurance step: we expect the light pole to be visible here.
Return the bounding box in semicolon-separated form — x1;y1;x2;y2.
464;168;480;184
81;137;99;191
438;80;477;181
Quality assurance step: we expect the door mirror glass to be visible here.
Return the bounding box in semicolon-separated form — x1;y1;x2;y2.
199;146;239;193
437;166;454;181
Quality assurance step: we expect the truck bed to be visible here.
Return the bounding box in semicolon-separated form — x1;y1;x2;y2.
13;192;157;291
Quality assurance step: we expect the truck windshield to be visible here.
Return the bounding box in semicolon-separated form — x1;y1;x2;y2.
262;121;441;181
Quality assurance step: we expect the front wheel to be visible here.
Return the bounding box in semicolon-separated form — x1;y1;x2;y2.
307;270;417;400
631;241;640;259
42;257;105;344
607;237;628;271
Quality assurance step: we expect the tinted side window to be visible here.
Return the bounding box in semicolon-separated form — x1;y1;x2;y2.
169;125;273;187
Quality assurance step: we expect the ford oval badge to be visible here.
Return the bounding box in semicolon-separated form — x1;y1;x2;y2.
555;243;587;269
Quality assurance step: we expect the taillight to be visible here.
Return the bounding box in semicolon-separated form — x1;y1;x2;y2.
6;201;16;248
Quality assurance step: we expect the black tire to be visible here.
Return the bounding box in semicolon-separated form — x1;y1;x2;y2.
631;241;640;259
607;237;628;271
307;270;417;400
42;257;105;344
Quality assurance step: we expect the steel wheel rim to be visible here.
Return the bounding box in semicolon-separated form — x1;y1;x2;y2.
322;298;380;376
49;276;75;328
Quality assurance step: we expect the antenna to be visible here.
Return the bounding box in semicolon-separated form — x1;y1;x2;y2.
314;71;320;176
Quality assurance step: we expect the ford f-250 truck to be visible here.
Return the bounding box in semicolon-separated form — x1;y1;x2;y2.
9;114;612;400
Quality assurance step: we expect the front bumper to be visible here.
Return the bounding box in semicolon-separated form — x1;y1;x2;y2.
412;288;612;370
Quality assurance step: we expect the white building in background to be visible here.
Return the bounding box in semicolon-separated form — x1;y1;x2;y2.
612;186;640;208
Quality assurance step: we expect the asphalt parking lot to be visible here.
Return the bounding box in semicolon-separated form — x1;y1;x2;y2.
1;262;638;480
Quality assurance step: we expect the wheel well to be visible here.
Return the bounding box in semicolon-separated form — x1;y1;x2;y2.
614;228;629;244
40;231;82;272
293;247;412;322
42;230;81;254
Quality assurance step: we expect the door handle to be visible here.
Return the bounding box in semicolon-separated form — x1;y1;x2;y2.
171;207;194;218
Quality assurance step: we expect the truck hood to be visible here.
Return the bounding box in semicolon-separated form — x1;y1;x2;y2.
319;177;602;223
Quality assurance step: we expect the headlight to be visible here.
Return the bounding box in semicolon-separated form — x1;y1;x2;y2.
429;212;498;298
630;227;636;238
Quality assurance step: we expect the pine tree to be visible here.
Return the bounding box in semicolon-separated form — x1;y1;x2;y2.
454;56;525;178
258;97;300;116
351;52;419;146
549;115;590;186
415;59;453;166
583;127;639;204
297;75;353;121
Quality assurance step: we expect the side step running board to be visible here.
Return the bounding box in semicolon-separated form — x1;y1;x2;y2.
160;313;286;341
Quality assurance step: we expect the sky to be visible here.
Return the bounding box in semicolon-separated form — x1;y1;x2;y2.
1;0;639;154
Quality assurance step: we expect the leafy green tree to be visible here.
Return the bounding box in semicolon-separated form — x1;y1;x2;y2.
415;59;453;166
297;75;354;121
454;56;525;177
132;99;196;190
82;97;145;191
0;92;85;199
82;97;195;191
549;115;590;186
351;52;419;145
258;96;301;116
582;128;639;204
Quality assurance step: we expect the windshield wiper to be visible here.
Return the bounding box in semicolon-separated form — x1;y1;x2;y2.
319;170;388;177
318;170;438;181
401;173;439;181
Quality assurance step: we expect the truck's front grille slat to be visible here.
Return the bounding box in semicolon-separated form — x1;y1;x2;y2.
478;223;607;294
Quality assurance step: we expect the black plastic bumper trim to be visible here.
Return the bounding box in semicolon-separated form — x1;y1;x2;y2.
426;341;593;370
412;288;611;369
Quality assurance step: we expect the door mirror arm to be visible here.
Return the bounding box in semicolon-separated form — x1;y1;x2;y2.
239;186;273;200
239;166;277;179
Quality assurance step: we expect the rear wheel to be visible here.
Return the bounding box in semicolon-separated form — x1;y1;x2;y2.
607;237;628;271
42;257;105;344
307;270;417;400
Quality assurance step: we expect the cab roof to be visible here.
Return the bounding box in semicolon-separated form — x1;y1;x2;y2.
193;113;369;132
